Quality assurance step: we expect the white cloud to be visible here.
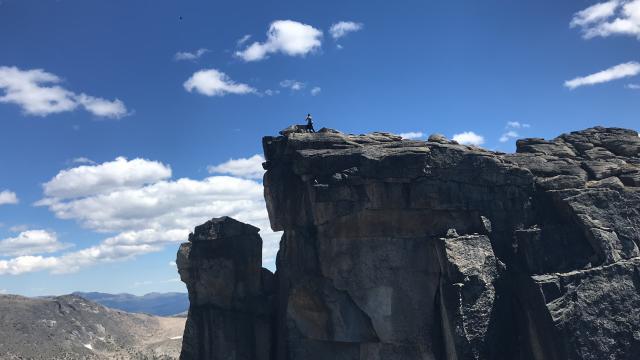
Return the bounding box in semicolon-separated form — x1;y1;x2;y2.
571;1;620;28
329;21;364;39
280;79;306;91
452;131;485;146
506;121;530;129
41;156;171;199
564;61;640;89
72;157;95;165
174;48;209;61
626;83;640;89
0;66;128;118
0;190;18;205
207;154;265;179
0;230;71;257
499;130;519;143
236;35;252;46
235;20;323;62
264;89;280;96
184;69;256;96
169;261;176;267
0;256;61;275
571;0;640;39
1;157;281;275
399;131;424;140
76;93;128;118
310;86;321;96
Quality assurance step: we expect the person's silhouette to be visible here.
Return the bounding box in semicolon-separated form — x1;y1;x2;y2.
305;113;315;133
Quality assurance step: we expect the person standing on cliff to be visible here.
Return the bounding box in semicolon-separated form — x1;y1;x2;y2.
306;113;315;133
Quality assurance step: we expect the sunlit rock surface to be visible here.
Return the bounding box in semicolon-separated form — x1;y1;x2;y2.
180;126;640;360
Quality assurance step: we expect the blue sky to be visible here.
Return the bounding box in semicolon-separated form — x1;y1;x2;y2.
1;0;639;296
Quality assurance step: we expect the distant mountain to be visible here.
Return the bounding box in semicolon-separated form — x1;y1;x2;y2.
73;292;189;316
0;294;184;359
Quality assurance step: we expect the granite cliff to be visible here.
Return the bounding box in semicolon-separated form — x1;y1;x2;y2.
178;126;640;360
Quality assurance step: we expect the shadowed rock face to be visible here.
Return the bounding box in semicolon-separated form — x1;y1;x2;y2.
179;126;640;360
177;216;274;360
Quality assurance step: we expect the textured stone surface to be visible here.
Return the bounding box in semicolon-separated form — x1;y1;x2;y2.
177;217;273;360
261;126;640;360
180;126;640;360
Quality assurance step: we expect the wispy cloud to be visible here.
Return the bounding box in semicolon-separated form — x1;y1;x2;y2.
207;154;265;179
72;157;95;165
184;69;256;96
399;131;424;140
0;190;18;205
571;0;640;39
280;79;306;91
236;35;251;47
310;86;321;96
499;131;519;143
174;48;209;61
235;20;323;62
506;121;530;129
626;83;640;89
564;61;640;89
452;131;485;146
499;121;531;143
329;21;364;39
0;66;128;118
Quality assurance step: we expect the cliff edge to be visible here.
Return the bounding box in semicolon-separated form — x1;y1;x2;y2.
180;126;640;360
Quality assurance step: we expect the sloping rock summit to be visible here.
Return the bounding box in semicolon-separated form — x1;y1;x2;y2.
178;126;640;360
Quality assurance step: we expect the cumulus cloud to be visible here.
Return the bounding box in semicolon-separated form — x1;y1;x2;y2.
452;131;485;146
399;131;424;140
0;190;18;205
564;61;640;89
174;48;209;61
329;21;364;39
41;156;171;199
310;86;321;96
1;157;281;275
207;154;265;179
0;230;71;257
184;69;256;96
76;94;127;118
235;20;323;62
571;0;640;39
280;79;306;91
0;66;128;118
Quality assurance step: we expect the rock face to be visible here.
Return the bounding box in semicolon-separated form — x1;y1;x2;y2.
179;126;640;360
177;217;274;360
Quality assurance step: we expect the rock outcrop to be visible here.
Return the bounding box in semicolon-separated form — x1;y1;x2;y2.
179;126;640;360
177;217;274;360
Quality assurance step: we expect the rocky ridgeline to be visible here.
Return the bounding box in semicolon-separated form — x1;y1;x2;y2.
177;126;640;360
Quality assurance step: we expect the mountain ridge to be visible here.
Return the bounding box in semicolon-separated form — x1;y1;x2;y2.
73;291;188;316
